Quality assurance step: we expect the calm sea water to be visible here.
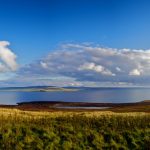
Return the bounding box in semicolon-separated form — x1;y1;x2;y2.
0;88;150;104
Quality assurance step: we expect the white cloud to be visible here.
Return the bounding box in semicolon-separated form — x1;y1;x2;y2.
129;69;141;76
17;43;150;86
79;62;115;76
40;61;48;69
116;67;122;72
0;41;18;72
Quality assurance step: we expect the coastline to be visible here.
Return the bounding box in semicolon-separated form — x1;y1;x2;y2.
0;100;149;112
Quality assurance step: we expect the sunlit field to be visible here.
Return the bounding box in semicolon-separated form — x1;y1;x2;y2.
0;108;149;149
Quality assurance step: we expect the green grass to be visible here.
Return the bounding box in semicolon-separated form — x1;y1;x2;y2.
0;109;149;150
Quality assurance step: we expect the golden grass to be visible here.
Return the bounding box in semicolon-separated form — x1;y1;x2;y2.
0;108;149;149
0;108;149;120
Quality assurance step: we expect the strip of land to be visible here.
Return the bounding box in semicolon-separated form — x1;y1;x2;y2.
0;100;149;112
0;86;78;92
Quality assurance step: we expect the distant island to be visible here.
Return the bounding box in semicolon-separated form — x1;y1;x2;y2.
1;86;150;92
0;86;79;92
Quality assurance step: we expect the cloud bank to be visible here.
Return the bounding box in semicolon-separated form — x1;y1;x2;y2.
17;43;150;86
0;41;18;73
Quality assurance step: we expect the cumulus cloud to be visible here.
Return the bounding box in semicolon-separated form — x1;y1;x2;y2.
0;41;18;72
40;61;48;69
129;69;141;76
18;43;150;86
78;62;115;76
116;67;122;72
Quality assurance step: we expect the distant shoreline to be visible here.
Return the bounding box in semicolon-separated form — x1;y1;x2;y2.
0;100;149;112
2;86;150;92
0;87;78;92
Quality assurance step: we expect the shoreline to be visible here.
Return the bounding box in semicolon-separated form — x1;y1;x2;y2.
0;100;149;112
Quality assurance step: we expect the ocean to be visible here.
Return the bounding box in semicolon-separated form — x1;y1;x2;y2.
0;87;150;105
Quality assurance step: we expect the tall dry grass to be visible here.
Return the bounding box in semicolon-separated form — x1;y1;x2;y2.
0;108;149;149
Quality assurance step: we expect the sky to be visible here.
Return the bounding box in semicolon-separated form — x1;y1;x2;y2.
1;0;150;87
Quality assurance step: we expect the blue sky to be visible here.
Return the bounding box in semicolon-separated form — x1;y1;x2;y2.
1;0;150;86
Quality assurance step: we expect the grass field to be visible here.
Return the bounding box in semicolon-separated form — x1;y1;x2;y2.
0;108;149;150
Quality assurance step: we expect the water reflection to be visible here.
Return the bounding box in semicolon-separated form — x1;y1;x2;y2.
0;92;18;104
